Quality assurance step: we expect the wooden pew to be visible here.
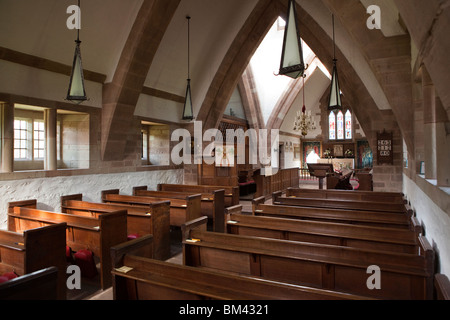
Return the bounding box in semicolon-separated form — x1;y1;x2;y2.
110;235;370;300
434;274;450;300
133;186;225;233
61;194;170;260
158;183;239;208
182;217;435;300
285;188;407;204
0;205;66;300
226;206;421;254
102;189;202;228
273;191;413;215
253;197;421;232
0;267;59;300
8;202;127;290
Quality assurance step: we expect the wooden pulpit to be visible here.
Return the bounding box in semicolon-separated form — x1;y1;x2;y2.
307;163;334;190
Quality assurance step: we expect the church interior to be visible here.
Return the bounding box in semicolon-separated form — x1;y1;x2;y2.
0;0;449;301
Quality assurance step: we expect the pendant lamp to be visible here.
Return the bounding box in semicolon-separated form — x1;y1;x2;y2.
182;16;194;121
66;0;88;104
279;0;306;79
327;15;342;111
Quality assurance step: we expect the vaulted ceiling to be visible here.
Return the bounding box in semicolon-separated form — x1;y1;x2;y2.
1;0;448;161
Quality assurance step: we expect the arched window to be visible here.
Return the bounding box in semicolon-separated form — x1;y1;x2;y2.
345;110;352;140
329;109;352;141
329;111;336;140
337;111;344;140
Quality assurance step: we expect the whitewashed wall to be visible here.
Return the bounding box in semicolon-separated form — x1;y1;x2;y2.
0;169;183;229
403;174;450;279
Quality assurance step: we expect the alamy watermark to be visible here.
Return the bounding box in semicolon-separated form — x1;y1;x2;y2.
171;121;280;173
367;5;381;30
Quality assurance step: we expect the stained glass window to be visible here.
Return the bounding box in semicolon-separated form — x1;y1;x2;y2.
337;111;344;140
329;111;336;140
345;110;352;140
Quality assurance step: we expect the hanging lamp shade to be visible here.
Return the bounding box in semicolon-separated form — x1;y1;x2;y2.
182;16;194;121
66;39;88;104
183;79;194;120
327;15;342;111
279;0;305;79
328;59;342;111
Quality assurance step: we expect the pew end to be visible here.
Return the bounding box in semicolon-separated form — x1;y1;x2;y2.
111;235;154;269
101;189;120;202
132;186;148;196
252;196;266;213
225;204;243;216
60;194;83;211
7;199;37;214
435;274;450;300
181;216;208;242
272;191;283;204
0;267;59;300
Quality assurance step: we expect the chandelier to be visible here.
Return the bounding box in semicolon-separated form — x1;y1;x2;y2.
293;77;316;137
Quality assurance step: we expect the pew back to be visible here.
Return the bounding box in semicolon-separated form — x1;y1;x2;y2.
0;267;59;300
226;210;420;254
273;191;412;215
285;188;406;204
182;217;434;300
1;204;67;300
158;183;239;207
111;235;369;300
8;205;127;289
102;189;201;227
253;197;419;232
133;186;225;232
61;194;170;260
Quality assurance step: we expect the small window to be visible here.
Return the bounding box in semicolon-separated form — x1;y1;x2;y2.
34;121;45;159
14;119;29;159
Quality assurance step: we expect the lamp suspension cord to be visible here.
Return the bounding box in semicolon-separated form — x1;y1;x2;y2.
77;0;81;43
332;14;336;60
187;16;191;80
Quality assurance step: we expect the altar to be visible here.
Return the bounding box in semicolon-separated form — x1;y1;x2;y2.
317;158;355;171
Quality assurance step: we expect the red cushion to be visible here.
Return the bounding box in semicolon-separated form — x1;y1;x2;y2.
0;276;9;284
127;233;141;241
2;272;18;280
74;249;98;279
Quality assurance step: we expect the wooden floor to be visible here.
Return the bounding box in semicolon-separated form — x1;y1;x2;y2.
80;180;321;300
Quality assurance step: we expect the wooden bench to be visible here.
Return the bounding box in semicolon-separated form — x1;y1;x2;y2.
61;194;170;260
225;206;421;254
8;201;127;289
158;183;239;208
182;217;435;300
273;191;413;215
133;186;225;232
110;235;370;300
0;267;59;300
0;208;66;300
102;189;201;228
285;188;406;204
253;197;420;232
434;274;450;300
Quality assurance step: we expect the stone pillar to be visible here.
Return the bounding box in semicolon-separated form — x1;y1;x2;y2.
421;67;437;180
1;103;14;173
44;108;57;171
435;97;450;187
